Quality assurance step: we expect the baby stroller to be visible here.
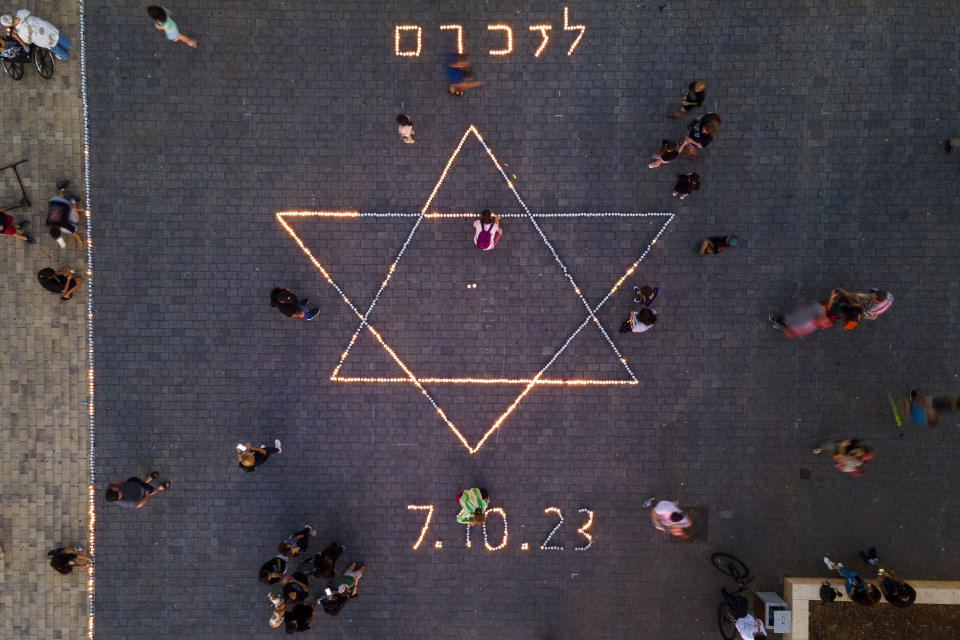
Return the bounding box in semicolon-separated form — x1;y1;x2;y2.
1;32;54;80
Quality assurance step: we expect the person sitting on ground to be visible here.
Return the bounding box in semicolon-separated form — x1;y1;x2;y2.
619;307;657;334
37;267;82;300
104;472;170;508
648;139;680;168
311;542;344;580
259;554;288;584
237;439;281;472
267;592;285;628
699;235;738;255
320;561;366;616
0;208;35;244
397;114;415;144
824;557;881;606
281;571;310;605
48;546;91;576
46;181;84;249
456;487;490;525
473;209;502;250
270;288;318;320
283;601;318;633
859;547;916;608
650;500;691;538
278;525;316;557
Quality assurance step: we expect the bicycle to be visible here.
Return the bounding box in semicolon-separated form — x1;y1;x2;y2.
1;35;55;81
711;552;754;640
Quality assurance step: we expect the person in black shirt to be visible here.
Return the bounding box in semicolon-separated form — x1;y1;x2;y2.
672;172;701;200
667;79;707;118
48;546;91;576
281;571;310;605
270;288;319;320
679;113;721;156
648;139;680;169
859;547;916;608
283;601;318;633
259;555;288;584
278;525;316;557
37;267;83;300
311;542;344;579
237;439;281;472
699;235;738;255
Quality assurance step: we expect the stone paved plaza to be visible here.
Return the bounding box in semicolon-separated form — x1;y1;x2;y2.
3;1;960;638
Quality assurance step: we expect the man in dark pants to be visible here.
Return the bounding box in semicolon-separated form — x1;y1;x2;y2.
859;547;917;608
104;472;170;508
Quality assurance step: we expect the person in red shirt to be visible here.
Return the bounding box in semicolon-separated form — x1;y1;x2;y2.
0;209;34;243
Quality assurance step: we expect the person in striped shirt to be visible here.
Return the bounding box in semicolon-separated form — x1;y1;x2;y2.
456;487;490;525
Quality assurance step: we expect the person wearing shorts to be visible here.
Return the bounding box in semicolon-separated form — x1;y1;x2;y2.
0;210;34;243
147;5;196;48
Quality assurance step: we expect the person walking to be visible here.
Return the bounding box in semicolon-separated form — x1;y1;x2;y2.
649;500;691;538
104;472;170;508
48;546;91;576
672;172;701;199
679;113;721;156
812;437;874;476
310;542;344;579
0;209;35;244
619;307;657;334
259;554;288;584
833;287;893;320
237;439;281;472
147;6;197;48
824;287;864;329
667;79;707;118
1;10;70;59
699;235;738;255
397;114;415;144
446;52;481;95
270;288;319;320
37;267;83;300
46;182;84;249
278;525;316;557
456;487;490;525
858;547;916;608
768;300;833;338
823;556;881;605
473;209;502;250
648;140;680;169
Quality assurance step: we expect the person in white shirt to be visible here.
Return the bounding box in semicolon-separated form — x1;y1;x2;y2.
1;10;70;59
650;500;690;537
734;613;767;640
473;209;502;250
619;307;657;334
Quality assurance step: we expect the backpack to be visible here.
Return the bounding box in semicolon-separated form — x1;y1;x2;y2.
476;222;494;249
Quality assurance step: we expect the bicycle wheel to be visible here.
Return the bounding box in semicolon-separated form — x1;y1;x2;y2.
710;552;751;582
717;602;738;640
34;47;54;79
3;58;23;80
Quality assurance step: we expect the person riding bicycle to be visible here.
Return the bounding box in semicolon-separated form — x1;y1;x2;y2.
722;589;767;640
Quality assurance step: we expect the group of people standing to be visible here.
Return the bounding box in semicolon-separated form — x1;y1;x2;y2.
259;526;366;633
648;79;722;200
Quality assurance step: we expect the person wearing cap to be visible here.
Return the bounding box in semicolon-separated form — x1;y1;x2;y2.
699;235;738;255
1;10;70;59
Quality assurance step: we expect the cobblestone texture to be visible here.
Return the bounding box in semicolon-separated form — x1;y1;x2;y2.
0;1;88;639
71;0;960;638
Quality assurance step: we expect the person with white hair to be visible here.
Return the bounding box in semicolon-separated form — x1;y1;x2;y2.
1;9;70;59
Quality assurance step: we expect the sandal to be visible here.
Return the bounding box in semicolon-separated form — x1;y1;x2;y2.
160;481;171;489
